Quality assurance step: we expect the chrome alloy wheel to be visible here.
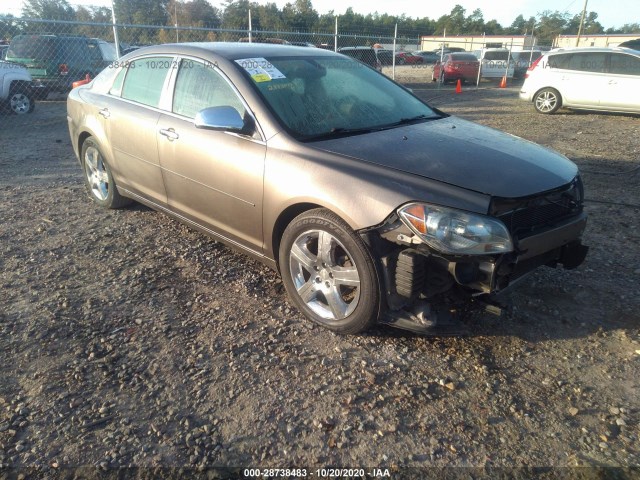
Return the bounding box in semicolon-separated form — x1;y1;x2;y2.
84;145;109;201
9;92;31;114
289;229;361;321
535;90;558;113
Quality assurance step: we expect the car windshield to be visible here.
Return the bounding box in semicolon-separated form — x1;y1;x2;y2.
238;55;441;140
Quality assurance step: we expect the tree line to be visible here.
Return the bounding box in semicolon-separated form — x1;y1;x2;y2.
1;0;639;47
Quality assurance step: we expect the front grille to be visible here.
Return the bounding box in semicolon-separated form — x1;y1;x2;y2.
491;177;584;236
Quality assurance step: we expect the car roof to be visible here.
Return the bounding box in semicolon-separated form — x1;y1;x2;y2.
548;46;640;55
131;42;342;60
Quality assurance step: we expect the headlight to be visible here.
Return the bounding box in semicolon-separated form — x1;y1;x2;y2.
398;203;513;255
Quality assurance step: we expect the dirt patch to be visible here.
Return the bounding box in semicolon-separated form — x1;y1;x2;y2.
0;90;638;477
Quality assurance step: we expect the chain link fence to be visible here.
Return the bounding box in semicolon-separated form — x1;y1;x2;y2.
1;16;551;104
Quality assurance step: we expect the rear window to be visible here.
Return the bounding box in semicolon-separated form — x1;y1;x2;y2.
483;50;509;61
450;54;478;62
7;35;57;59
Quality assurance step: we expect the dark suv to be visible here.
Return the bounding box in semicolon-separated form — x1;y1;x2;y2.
338;47;382;71
6;35;116;97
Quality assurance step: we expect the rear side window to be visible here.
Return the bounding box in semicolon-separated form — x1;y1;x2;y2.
547;53;573;69
7;35;58;59
172;59;246;119
609;53;640;75
565;52;606;73
121;57;172;108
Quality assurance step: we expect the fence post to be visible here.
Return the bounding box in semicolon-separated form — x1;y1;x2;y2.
248;9;252;43
334;16;337;52
475;32;484;88
392;23;397;80
110;0;121;59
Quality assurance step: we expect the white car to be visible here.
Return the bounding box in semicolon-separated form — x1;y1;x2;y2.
473;48;515;79
0;60;34;114
520;47;640;114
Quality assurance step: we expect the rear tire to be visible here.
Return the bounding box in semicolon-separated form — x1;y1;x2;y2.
81;137;131;209
533;88;562;114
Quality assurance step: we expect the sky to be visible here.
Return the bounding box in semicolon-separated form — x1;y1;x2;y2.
1;0;639;30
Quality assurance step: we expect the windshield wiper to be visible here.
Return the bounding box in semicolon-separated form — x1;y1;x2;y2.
384;114;442;128
302;126;374;142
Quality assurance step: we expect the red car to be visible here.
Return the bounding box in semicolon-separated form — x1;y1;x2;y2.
432;53;480;84
395;52;424;65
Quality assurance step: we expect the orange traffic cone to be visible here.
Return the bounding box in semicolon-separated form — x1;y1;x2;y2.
499;76;507;88
455;79;462;94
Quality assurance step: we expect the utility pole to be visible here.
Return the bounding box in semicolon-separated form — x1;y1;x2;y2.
110;0;121;59
576;0;588;47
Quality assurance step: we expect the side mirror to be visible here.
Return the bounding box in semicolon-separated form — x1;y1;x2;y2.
195;106;249;133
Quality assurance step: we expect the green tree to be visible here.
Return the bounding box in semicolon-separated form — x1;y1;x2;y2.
168;0;221;39
535;10;570;45
22;0;75;20
465;8;484;34
221;0;250;30
566;11;603;35
282;0;318;31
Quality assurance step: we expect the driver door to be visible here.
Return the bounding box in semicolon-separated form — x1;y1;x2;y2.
157;58;266;253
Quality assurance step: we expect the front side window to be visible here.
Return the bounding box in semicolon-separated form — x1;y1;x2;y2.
172;59;246;119
121;57;173;108
609;53;640;76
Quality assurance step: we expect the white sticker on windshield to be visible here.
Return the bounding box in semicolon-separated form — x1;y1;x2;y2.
235;57;286;83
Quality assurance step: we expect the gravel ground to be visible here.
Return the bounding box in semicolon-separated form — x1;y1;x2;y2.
0;71;639;479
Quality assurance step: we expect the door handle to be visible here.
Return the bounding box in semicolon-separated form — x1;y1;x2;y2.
608;80;617;85
98;108;110;118
159;128;179;141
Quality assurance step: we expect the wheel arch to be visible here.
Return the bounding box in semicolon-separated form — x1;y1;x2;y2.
271;202;324;272
533;86;562;104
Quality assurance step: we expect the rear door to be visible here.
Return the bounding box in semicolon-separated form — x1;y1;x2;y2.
553;52;608;108
100;56;174;205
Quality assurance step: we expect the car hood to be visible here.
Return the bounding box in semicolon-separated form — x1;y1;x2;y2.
310;116;578;198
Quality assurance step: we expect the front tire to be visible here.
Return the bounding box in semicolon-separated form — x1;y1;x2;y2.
533;88;562;114
279;209;380;334
8;84;35;114
81;137;131;209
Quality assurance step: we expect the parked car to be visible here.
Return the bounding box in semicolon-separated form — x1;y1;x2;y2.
520;47;640;114
67;43;588;335
395;52;424;65
414;51;441;64
338;47;382;71
432;47;466;55
511;50;543;78
6;35;116;97
618;39;640;50
0;59;35;114
289;42;316;48
375;49;394;66
432;53;480;83
473;48;515;78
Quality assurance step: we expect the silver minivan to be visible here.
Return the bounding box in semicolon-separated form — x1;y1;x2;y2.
520;47;640;114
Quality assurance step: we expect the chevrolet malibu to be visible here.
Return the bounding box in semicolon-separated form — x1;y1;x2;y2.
67;43;589;335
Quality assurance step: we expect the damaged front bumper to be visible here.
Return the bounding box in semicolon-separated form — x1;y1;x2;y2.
362;207;588;335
